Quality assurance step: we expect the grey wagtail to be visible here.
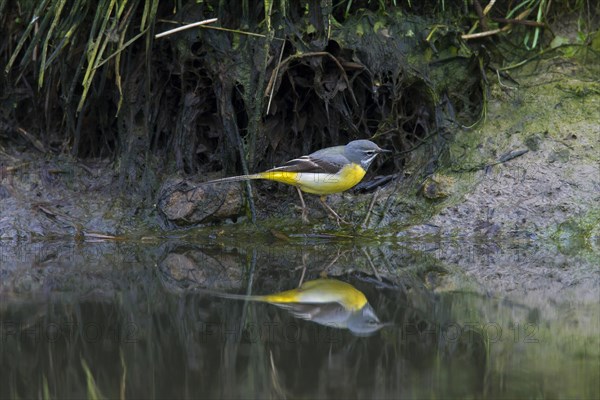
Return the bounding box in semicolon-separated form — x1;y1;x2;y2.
205;278;386;336
203;139;390;223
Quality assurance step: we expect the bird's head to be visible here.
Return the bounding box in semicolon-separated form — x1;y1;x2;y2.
346;303;388;336
345;140;391;170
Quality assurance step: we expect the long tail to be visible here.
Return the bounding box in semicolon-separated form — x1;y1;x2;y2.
193;287;269;302
201;173;264;185
193;287;302;304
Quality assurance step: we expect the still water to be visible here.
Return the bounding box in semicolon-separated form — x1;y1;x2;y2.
1;233;598;399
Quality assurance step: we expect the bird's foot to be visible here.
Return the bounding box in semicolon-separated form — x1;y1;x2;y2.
294;187;310;224
293;204;310;224
319;196;348;226
301;210;310;224
330;213;349;226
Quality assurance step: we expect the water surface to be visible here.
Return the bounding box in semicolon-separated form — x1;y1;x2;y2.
1;235;598;399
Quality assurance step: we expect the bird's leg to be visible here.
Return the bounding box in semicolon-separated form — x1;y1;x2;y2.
292;253;308;286
320;249;344;278
319;196;348;225
295;186;309;223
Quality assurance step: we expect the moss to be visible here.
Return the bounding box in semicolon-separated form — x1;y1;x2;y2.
524;134;543;151
421;174;455;200
551;209;600;252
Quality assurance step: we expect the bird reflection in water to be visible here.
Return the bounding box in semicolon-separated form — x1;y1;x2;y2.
205;278;386;336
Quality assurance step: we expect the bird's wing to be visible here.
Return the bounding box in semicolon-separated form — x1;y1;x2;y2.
273;302;351;326
266;146;349;174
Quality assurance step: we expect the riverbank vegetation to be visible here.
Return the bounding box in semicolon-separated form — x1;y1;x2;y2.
2;1;597;193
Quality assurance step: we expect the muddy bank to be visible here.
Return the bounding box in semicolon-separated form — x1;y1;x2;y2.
409;60;599;243
1;60;598;242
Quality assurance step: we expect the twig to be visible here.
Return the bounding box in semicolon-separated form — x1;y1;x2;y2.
0;163;29;174
236;248;257;344
361;248;382;282
17;127;46;153
473;0;488;31
320;249;345;278
482;0;497;15
499;45;562;71
94;28;148;69
361;188;380;229
462;8;534;40
84;232;125;241
498;148;529;163
462;28;504;40
451;148;529;173
297;252;310;287
198;25;284;40
491;17;546;27
496;69;518;89
264;51;358;107
155;19;286;41
266;41;286;115
154;18;218;39
297;265;307;287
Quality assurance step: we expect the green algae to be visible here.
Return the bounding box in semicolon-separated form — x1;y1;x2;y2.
551;208;600;252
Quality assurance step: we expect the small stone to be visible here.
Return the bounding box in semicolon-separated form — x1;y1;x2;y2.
157;177;244;226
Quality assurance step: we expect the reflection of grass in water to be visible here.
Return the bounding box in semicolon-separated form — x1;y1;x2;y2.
526;303;600;399
0;263;163;399
120;350;127;400
437;290;600;399
81;358;103;400
43;375;51;400
229;305;281;398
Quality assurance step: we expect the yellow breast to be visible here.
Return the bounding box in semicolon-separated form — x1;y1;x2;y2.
259;163;366;195
258;279;368;311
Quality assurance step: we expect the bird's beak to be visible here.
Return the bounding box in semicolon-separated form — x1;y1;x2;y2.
377;147;392;153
